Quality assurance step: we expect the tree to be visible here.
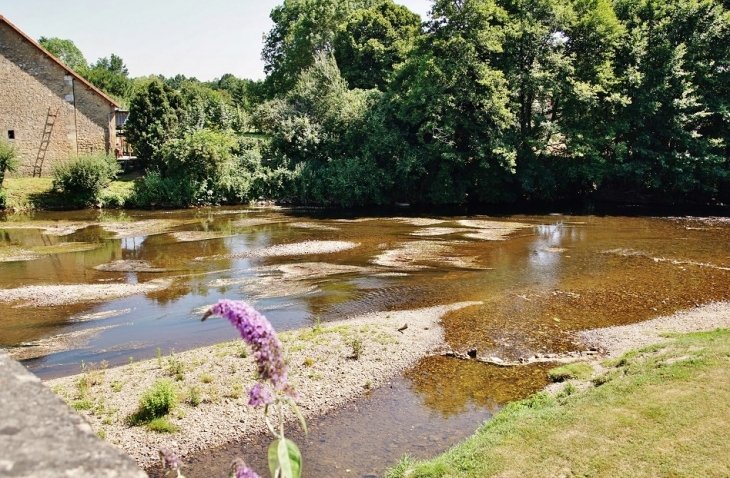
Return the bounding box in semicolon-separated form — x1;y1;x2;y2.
604;0;730;200
38;37;88;71
333;0;422;90
82;54;134;101
259;53;388;205
262;0;376;95
375;0;516;204
125;80;185;164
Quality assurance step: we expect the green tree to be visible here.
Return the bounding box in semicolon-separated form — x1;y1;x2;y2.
82;54;134;101
605;0;730;200
375;0;516;204
125;79;185;164
333;0;422;90
259;53;388;205
262;0;376;95
38;37;88;71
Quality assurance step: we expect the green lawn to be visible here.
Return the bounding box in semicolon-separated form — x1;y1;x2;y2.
387;330;730;478
2;173;139;210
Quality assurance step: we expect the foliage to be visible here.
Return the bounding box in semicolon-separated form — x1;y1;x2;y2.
125;79;185;164
52;154;120;206
136;379;177;421
0;139;19;186
38;37;88;71
333;0;423;90
82;54;134;101
262;0;373;94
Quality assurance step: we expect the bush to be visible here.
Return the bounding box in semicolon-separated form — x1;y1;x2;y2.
52;153;120;205
0;189;6;210
137;379;177;421
0;139;19;186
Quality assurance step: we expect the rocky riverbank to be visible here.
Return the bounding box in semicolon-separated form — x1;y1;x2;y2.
44;301;481;468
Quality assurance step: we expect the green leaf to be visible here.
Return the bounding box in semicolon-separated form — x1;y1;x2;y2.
268;438;302;478
286;398;308;436
268;440;281;478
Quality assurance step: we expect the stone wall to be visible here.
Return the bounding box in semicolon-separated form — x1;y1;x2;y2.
0;351;147;477
0;20;117;177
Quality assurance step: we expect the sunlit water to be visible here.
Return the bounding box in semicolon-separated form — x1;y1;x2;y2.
2;208;730;477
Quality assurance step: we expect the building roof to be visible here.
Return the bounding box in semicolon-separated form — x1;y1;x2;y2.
0;15;121;109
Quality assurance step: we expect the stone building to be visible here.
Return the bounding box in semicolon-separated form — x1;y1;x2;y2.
0;15;122;177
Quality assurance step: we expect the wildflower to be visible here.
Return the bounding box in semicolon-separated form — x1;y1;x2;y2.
248;382;275;407
159;447;183;471
230;458;261;478
203;300;297;400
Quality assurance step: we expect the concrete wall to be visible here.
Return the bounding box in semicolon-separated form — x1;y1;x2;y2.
0;21;116;177
0;351;147;477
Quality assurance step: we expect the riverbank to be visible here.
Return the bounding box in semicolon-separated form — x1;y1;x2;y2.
387;302;730;477
44;301;481;468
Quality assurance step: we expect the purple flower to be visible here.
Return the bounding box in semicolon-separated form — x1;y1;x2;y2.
248;382;274;407
204;300;297;400
230;458;261;478
159;448;183;470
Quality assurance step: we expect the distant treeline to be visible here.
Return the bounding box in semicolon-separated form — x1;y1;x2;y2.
44;0;730;207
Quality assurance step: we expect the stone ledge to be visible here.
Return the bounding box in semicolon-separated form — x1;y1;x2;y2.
0;351;147;478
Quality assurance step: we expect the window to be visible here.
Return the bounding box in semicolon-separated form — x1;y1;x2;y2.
7;130;14;140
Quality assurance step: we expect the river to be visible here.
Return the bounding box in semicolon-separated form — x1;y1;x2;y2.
2;208;729;477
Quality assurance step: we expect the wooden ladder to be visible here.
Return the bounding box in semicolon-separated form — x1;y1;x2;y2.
33;107;60;177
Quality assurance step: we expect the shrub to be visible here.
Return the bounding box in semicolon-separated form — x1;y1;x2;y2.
52;153;120;205
137;379;177;421
0;139;19;186
0;189;7;210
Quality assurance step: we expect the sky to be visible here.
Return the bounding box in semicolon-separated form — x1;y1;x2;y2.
0;0;432;81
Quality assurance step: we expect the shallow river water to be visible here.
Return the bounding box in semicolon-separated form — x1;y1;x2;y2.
2;207;730;477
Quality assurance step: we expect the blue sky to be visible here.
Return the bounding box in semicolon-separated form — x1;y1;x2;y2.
1;0;432;81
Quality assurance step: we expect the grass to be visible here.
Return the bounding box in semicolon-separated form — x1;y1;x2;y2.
146;417;178;433
547;362;594;382
386;329;730;478
2;173;138;210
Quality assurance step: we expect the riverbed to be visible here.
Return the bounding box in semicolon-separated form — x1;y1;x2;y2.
3;208;730;476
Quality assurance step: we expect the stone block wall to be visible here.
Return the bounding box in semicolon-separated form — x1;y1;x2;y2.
0;19;117;177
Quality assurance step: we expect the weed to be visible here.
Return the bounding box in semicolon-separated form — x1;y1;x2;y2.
557;383;578;400
200;372;214;384
303;357;315;367
227;383;243;400
102;417;113;425
166;350;185;378
72;399;93;411
364;380;372;389
348;337;364;359
110;381;124;392
97;430;107;439
186;386;202;407
130;379;177;424
207;385;222;404
147;417;178;433
128;357;134;364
